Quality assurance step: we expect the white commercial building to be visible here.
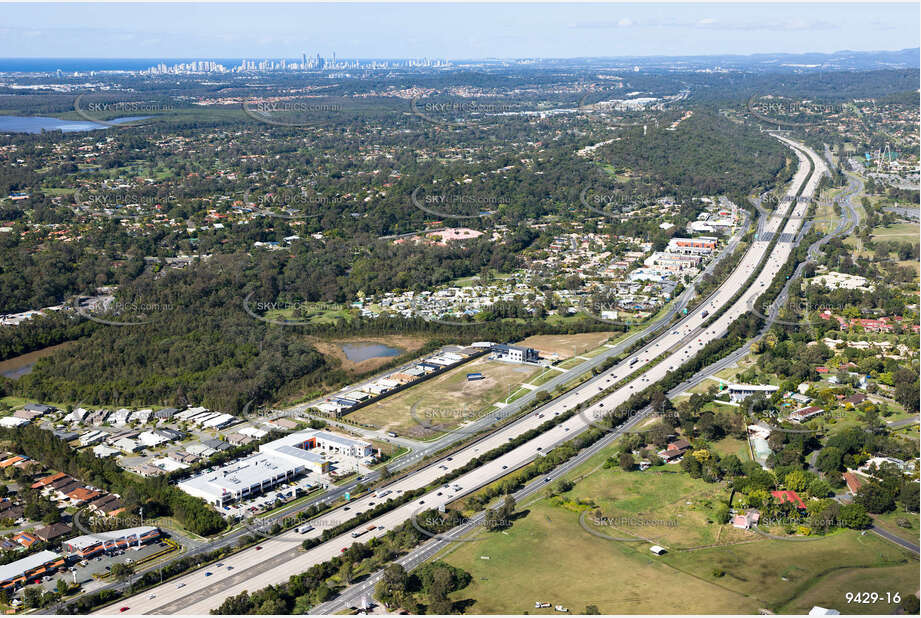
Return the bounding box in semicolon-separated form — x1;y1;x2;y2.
177;430;372;508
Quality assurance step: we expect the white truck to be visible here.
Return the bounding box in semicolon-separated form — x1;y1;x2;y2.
297;524;314;534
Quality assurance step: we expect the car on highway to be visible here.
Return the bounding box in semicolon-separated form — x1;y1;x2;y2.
255;546;262;550
177;583;185;589
205;572;212;576
119;608;130;613
501;465;508;469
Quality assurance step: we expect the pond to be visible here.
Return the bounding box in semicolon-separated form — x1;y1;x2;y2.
340;342;402;363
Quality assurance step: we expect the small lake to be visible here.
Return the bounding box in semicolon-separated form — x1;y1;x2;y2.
0;115;151;134
0;342;73;379
340;342;402;363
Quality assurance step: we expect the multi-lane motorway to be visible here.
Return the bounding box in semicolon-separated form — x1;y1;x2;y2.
98;135;826;615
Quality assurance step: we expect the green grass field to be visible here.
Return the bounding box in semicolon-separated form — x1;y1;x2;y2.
346;357;540;438
436;441;919;615
870;510;921;546
440;500;757;615
870;222;919;244
709;436;753;462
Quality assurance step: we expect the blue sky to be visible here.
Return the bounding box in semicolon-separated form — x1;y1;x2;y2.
0;3;918;59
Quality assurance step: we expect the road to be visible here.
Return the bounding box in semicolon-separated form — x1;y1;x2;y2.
97;135;823;615
870;525;920;554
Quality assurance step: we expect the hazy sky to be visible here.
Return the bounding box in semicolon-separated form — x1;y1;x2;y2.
0;3;918;59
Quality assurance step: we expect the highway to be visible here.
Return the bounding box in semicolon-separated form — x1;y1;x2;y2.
77;196;757;613
96;135;824;615
319;140;850;614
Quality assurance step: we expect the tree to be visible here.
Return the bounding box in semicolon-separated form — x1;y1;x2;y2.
720;454;743;477
898;483;919;513
311;582;333;604
784;470;809;492
554;479;573;495
619;452;635;471
837;503;871;529
110;563;134;582
22;586;44;609
815;447;843;476
380;563;408;599
900;594;920;615
647;422;672;448
807;478;832;499
585;605;601;614
338;560;354;585
855;483;895;514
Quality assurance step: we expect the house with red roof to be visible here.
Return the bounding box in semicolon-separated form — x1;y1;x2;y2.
771;490;806;509
30;472;69;490
0;456;27;469
843;472;863;495
12;532;38;548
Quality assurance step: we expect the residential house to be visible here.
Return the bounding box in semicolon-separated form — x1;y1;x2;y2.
34;523;72;543
731;510;760;530
771;490;806;509
789;406;824;423
12;532;38;548
843;472;863;496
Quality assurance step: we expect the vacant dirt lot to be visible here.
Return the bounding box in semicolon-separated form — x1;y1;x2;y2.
518;332;618;359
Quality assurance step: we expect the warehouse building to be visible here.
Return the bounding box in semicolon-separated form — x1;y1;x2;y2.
177;430;370;508
492;344;540;364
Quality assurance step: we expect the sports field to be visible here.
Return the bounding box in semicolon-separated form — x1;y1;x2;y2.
346;357;540;438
